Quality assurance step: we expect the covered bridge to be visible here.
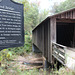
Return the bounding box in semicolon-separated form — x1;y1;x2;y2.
32;8;75;69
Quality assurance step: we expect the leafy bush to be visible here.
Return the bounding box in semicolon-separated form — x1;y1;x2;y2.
0;34;32;62
25;35;32;52
0;49;12;61
7;35;32;56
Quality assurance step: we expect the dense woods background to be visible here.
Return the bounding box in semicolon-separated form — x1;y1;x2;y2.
0;0;75;64
13;0;49;34
13;0;75;34
0;0;75;74
52;0;75;14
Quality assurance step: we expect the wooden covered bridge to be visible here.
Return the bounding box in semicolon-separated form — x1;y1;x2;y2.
32;8;75;70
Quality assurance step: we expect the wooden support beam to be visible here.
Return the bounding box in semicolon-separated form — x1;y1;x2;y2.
57;19;75;23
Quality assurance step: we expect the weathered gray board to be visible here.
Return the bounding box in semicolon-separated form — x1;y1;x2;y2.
32;8;75;64
0;0;24;50
65;48;75;70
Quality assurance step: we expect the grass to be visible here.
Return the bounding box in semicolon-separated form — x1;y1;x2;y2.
0;67;75;75
0;35;75;75
0;62;75;75
0;55;75;75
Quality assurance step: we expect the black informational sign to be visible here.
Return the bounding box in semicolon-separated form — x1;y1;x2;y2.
0;0;24;50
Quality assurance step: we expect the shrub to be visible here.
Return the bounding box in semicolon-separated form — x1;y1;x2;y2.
7;35;32;55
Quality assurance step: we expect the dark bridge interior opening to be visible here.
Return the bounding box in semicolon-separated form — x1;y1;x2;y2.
56;21;75;47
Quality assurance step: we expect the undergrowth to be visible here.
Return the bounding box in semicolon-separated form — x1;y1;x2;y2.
0;35;75;75
7;35;32;55
0;65;75;75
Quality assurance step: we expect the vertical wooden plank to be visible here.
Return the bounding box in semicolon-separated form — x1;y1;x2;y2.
72;24;75;47
50;18;52;63
51;17;56;42
36;30;37;46
66;12;68;18
32;31;34;44
43;23;45;55
46;20;49;60
67;12;70;19
70;11;73;19
39;25;42;50
42;24;44;55
48;18;50;62
73;10;75;19
56;15;60;18
44;21;48;58
61;13;66;18
50;17;56;63
40;25;42;50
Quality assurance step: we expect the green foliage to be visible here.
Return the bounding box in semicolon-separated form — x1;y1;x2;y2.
0;35;32;58
13;0;49;34
52;0;75;14
0;65;75;75
25;35;32;53
8;46;25;56
7;35;32;55
0;49;12;61
38;9;49;23
6;52;12;60
13;0;39;33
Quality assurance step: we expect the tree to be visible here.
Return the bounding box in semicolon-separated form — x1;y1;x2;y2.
13;0;49;34
52;0;75;14
13;0;39;33
38;9;49;23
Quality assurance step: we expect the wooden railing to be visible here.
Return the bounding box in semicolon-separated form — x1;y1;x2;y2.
52;42;66;65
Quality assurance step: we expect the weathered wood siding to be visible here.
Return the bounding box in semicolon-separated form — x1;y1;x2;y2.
32;8;75;63
32;18;52;62
56;9;75;19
